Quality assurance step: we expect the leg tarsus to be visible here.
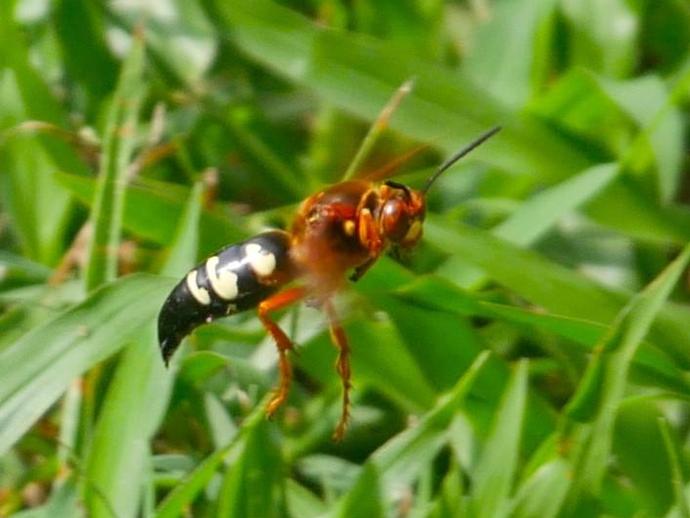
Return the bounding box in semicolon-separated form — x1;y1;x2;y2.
258;287;306;419
324;300;352;441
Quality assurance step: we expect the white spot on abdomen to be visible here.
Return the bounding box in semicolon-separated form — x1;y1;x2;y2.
244;243;276;277
205;256;239;300
186;270;210;305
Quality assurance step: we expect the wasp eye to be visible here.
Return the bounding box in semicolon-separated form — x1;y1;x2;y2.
381;199;411;242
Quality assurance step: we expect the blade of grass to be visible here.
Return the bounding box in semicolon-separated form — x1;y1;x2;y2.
84;30;145;291
369;350;489;494
209;0;592;180
565;243;690;495
394;275;690;396
511;458;571;518
425;459;464;518
438;163;619;288
0;274;173;455
53;0;118;104
341;79;414;181
285;479;328;518
84;185;204;518
215;420;284;518
0;6;87;265
659;418;690;518
155;396;269;518
470;360;529;518
334;464;384;518
424;217;690;366
55;172;245;252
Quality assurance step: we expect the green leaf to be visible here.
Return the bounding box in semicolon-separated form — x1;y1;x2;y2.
437;163;619;288
659;417;690;518
159;182;204;277
463;0;558;107
560;0;639;78
511;458;571;518
0;2;88;264
425;459;464;518
493;163;618;246
55;172;245;253
216;420;284;518
471;360;529;518
155;441;238;518
566;243;690;495
599;75;684;202
85;185;204;517
84;32;145;291
84;329;170;518
155;400;268;518
335;463;384;518
395;275;690;397
286;479;327;518
370;351;489;494
0;273;173;455
613;401;673;515
211;0;591;181
53;0;118;103
424;217;690;366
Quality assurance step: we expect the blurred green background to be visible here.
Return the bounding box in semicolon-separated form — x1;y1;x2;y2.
1;0;690;516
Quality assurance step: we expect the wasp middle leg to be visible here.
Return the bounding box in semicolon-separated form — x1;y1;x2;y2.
324;300;352;441
258;286;307;418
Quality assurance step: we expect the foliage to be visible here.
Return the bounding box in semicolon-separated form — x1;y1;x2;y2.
1;0;690;516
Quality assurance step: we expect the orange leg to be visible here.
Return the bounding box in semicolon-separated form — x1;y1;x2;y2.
357;207;382;254
323;300;351;441
258;286;307;418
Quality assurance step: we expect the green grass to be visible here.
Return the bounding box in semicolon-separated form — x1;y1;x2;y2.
1;0;690;516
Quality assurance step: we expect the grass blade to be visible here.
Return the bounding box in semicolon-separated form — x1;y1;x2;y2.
471;360;529;518
211;0;591;180
155;398;268;518
0;274;173;455
424;217;690;366
659;418;690;518
84;186;204;517
84;31;145;291
334;464;384;518
511;458;571;518
565;243;690;495
370;351;489;494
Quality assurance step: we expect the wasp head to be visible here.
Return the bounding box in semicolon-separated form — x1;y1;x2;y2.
379;181;426;248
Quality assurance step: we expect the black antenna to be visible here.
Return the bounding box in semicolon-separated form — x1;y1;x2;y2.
423;126;502;194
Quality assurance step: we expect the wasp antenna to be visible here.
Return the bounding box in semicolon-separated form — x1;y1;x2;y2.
423;126;502;194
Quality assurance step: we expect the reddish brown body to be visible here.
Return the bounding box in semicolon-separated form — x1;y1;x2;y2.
290;180;424;296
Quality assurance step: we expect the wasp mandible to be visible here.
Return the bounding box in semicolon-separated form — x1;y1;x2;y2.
158;124;500;440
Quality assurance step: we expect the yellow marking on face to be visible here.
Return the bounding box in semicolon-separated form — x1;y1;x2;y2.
404;220;422;243
245;243;277;277
343;220;356;236
205;256;239;300
186;270;211;305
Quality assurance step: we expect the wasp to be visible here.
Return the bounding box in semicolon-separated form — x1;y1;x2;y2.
158;126;500;440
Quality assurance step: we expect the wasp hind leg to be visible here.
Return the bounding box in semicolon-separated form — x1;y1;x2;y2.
324;300;352;441
258;286;307;419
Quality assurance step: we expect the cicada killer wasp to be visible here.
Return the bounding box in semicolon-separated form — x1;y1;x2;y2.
158;118;500;440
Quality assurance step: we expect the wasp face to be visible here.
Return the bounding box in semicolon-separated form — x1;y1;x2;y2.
379;182;426;248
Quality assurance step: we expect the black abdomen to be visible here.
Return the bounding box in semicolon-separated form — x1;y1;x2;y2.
158;230;293;364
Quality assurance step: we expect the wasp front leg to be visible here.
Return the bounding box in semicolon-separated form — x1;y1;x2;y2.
324;300;352;441
258;286;307;418
349;206;384;283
